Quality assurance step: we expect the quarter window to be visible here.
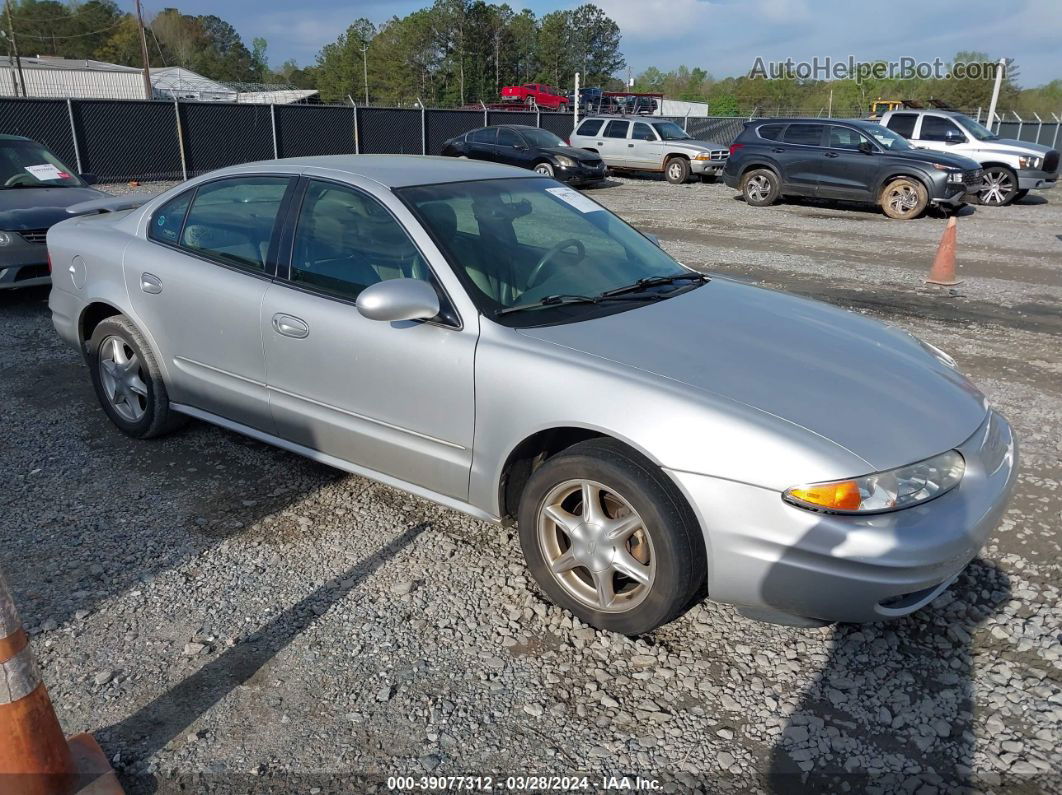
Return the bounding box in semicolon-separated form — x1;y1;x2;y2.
179;177;290;273
603;120;630;138
756;124;785;141
576;119;603;136
781;124;824;146
148;191;191;245
886;113;918;138
290;180;430;301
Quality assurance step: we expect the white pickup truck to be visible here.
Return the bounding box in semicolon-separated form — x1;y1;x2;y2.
879;109;1058;206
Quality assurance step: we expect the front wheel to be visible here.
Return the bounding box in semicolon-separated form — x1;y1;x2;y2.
88;315;185;439
533;161;555;177
977;166;1019;206
879;177;928;220
518;439;706;635
665;157;691;184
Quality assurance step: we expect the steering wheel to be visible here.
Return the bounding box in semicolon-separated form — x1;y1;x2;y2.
4;173;37;187
526;238;586;289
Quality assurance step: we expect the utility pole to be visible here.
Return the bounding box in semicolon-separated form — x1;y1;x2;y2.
3;0;26;98
985;57;1006;134
361;43;369;105
134;0;152;100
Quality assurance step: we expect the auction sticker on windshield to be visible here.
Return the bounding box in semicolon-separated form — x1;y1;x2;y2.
545;186;602;213
24;164;69;181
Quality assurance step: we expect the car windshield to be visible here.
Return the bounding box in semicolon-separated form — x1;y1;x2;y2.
519;128;566;148
0;140;83;188
862;124;914;151
651;121;691;141
953;114;999;141
397;177;698;326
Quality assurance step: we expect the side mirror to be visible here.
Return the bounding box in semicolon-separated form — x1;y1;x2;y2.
858;140;874;154
79;173;98;185
944;130;964;144
356;279;440;323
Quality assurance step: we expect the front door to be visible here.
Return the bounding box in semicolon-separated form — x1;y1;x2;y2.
628;121;661;170
126;175;294;431
817;125;881;200
911;114;968;154
261;178;477;499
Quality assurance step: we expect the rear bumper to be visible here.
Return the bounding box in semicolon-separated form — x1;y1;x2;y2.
48;284;84;350
667;410;1017;625
1017;168;1057;191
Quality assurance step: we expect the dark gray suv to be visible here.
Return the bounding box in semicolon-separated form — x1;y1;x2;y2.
722;119;983;219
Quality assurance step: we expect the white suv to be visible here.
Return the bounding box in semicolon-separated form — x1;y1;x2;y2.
570;117;729;184
880;109;1058;206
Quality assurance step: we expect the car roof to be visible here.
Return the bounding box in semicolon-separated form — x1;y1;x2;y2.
219;154;533;188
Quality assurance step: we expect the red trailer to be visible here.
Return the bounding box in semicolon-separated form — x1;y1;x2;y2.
500;83;569;110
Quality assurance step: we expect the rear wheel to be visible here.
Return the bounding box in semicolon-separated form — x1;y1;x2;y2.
533;161;555;177
977;166;1019;206
88;315;184;439
741;168;780;206
665;157;690;184
518;439;706;635
879;177;928;220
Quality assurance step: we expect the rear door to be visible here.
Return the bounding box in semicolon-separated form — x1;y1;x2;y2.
127;174;295;431
818;125;880;199
777;123;826;194
595;119;631;167
465;127;497;161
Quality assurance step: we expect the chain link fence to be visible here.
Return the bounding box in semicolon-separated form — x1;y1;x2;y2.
1;97;1059;183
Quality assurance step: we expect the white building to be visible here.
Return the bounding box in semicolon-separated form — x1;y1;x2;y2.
150;67;317;104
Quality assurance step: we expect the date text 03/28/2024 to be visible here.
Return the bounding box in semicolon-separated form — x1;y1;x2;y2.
386;775;662;791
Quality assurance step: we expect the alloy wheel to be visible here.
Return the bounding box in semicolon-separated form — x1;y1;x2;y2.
668;162;683;181
98;335;148;423
980;169;1015;206
745;174;771;201
537;479;656;613
885;183;920;215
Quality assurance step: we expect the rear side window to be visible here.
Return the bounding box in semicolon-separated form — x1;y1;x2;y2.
756;124;785;141
179;177;290;273
470;128;496;144
148;191;191;245
782;124;824;146
576;119;603;136
603;120;630;138
886;113;917;138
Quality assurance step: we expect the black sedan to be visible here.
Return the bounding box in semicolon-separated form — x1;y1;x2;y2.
0;134;102;289
441;125;607;186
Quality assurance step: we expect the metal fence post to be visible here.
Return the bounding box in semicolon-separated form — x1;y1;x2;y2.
173;99;188;181
1013;111;1023;141
270;104;279;159
1052;113;1061;148
481;101;488;126
683;111;689;132
1032;112;1043;144
536;109;541;129
421;105;427;155
353;104;360;154
65;98;83;174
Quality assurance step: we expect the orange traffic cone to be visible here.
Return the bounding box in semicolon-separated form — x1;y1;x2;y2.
0;572;123;795
925;216;962;286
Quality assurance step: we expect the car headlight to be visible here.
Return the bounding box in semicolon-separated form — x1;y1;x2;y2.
0;231;12;246
554;155;575;168
932;164;964;182
783;450;965;514
1018;155;1041;169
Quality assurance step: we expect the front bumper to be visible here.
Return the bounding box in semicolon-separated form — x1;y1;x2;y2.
667;410;1017;625
690;158;727;176
558;160;609;185
1017;168;1057;191
0;243;51;289
930;186;975;207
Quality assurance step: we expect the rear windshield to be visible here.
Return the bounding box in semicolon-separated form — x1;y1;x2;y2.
0;141;83;188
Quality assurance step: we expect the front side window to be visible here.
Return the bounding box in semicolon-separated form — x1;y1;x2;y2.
179;177;290;272
576;119;603;136
497;128;522;148
919;116;965;143
0;140;83;188
885;113;917;138
782;124;824;146
290;180;429;301
632;122;656;141
863;123;914;151
520;128;565;148
826;126;872;151
399;177;696;325
603;120;630;139
953;114;998;141
148;191;192;244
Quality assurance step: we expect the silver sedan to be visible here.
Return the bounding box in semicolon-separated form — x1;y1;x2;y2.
47;156;1017;635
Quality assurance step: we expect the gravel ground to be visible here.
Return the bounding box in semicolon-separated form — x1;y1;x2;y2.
0;175;1059;793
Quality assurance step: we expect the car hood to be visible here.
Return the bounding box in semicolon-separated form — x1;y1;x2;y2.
896;148;981;170
970;138;1057;160
0;186;106;231
541;146;601;162
518;279;988;472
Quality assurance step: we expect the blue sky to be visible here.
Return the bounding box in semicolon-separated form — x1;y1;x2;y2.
128;0;1060;87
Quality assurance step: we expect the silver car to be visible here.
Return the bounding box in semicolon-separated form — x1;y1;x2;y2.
47;156;1017;635
570;117;729;184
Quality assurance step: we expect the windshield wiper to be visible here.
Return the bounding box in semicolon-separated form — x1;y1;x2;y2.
600;272;707;298
494;292;661;317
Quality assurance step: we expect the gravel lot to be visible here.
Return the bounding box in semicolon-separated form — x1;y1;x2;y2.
1;175;1060;793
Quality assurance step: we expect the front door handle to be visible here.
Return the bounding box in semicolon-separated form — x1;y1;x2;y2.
272;313;309;339
771;147;786;153
824;151;840;158
140;273;162;294
628;143;635;147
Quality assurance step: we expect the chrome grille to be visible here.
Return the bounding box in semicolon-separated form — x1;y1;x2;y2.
18;229;48;245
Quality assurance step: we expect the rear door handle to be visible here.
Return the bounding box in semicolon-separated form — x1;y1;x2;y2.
771;147;786;153
140;273;162;294
272;313;309;339
628;143;635;147
825;151;840;158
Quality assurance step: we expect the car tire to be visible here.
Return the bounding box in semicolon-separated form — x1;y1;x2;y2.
533;162;555;177
517;438;706;635
977;166;1019;206
879;176;929;220
741;168;780;206
87;315;185;439
665;157;690;185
